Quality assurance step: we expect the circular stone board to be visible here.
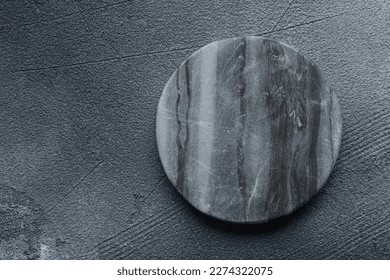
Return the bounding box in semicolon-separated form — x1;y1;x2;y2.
156;36;342;223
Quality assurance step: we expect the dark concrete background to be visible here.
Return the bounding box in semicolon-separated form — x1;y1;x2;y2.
0;0;389;259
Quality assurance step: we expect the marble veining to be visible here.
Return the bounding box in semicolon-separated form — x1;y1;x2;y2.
156;36;342;223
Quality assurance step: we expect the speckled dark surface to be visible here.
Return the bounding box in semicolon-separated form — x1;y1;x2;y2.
0;0;389;259
157;36;342;223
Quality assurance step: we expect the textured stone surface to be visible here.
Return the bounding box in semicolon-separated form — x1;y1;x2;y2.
157;37;342;223
0;0;389;259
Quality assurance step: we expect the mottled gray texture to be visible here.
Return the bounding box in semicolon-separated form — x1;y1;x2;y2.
0;0;389;259
157;36;342;223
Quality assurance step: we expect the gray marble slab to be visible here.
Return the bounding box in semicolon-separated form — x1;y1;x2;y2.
156;36;342;223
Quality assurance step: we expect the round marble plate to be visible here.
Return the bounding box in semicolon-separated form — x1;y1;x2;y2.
156;36;342;223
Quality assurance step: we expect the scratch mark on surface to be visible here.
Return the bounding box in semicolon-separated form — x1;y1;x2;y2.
47;159;105;213
12;46;199;73
86;201;183;256
259;12;346;37
104;206;185;259
73;0;122;55
270;0;296;33
12;13;346;73
72;0;93;36
144;174;166;201
10;0;137;30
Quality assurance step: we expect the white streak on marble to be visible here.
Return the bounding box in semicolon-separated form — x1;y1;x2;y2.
194;43;218;210
247;161;267;219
